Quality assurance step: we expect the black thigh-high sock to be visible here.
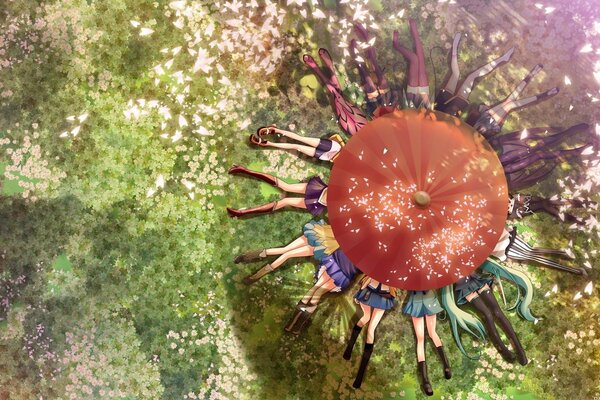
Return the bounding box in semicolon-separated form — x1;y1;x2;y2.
470;296;516;362
480;290;528;365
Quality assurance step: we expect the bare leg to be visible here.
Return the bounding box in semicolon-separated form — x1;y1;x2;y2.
274;128;321;148
265;236;309;256
412;316;426;362
425;314;443;347
276;181;308;194
301;274;336;305
269;245;314;270
243;241;313;284
413;313;433;395
284;272;336;334
456;46;515;99
273;197;307;211
266;142;317;158
365;308;385;344
357;303;373;328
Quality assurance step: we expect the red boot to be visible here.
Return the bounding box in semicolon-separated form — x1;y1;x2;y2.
226;202;277;218
228;165;279;187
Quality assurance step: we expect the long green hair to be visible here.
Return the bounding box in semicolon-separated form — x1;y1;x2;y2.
442;258;538;358
440;286;486;359
479;258;538;323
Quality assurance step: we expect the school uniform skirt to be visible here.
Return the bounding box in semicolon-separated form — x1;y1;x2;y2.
454;273;494;305
316;249;359;292
314;139;342;161
355;284;395;310
402;290;443;317
304;176;327;216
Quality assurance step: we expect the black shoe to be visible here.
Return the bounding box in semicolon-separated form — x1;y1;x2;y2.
343;325;362;360
352;343;373;389
435;345;452;379
417;361;433;396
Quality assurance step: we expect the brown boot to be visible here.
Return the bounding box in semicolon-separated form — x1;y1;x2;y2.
227;201;277;218
243;264;273;285
234;249;267;264
228;165;279;186
284;309;313;335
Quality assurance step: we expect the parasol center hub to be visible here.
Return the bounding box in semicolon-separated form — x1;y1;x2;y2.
413;191;431;208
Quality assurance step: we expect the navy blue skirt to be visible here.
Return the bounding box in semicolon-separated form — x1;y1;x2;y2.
316;249;359;291
355;286;395;310
304;176;327;216
314;139;333;159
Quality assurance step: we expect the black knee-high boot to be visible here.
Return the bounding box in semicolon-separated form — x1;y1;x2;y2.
343;325;362;360
480;289;528;365
417;360;433;396
435;345;452;379
470;296;516;362
352;343;373;389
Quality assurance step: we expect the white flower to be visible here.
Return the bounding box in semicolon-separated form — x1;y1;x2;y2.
193;48;216;73
139;28;154;36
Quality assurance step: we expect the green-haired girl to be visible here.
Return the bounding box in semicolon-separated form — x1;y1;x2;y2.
441;258;537;365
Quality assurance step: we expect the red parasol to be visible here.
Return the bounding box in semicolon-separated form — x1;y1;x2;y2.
328;109;508;290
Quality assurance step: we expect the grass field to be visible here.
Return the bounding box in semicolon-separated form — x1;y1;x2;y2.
0;1;599;399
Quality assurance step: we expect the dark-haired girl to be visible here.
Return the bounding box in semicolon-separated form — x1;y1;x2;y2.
227;165;328;218
508;193;591;226
249;125;344;162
